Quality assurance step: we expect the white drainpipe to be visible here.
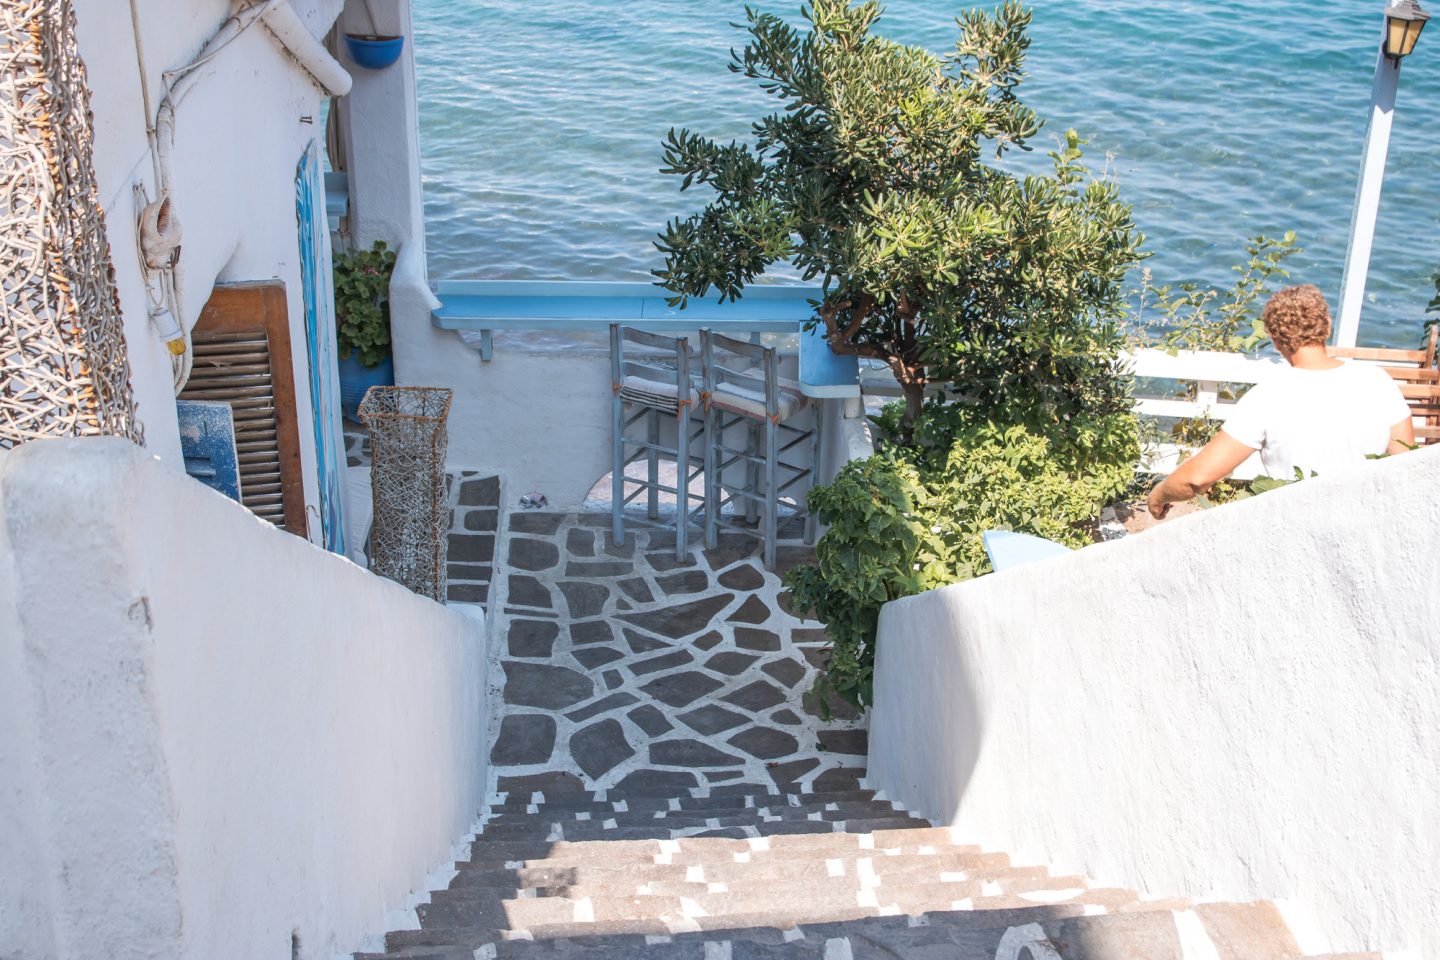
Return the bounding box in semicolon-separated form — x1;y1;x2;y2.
257;2;353;99
137;0;352;391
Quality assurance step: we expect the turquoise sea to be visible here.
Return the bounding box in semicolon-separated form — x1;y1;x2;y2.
413;0;1440;347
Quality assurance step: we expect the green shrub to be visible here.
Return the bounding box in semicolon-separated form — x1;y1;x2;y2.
784;451;954;713
1135;232;1300;356
333;241;396;368
785;420;1118;714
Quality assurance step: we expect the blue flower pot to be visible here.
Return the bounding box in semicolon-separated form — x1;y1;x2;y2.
344;33;404;70
338;352;394;422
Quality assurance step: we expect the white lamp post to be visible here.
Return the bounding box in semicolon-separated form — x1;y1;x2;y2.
1336;0;1430;348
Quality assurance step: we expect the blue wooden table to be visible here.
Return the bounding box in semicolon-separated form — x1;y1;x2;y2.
431;280;862;398
797;323;861;399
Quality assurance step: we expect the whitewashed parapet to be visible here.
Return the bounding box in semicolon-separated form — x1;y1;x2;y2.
866;444;1440;957
0;437;487;959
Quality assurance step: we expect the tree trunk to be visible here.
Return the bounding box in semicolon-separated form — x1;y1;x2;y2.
899;378;925;445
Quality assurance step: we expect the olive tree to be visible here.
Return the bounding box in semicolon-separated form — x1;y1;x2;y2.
655;0;1145;441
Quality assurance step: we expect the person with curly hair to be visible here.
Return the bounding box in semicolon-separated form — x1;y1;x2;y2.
1148;284;1414;519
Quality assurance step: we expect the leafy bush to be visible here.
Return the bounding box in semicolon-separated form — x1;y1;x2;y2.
1135;232;1300;355
786;420;1118;714
333;241;396;368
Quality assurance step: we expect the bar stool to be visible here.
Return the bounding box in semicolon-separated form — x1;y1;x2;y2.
609;324;705;561
700;329;820;570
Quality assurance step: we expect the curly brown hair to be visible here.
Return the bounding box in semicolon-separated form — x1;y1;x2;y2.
1262;284;1332;353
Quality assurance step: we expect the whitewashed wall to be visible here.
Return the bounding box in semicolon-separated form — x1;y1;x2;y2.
75;0;344;511
0;438;488;960
0;468;55;960
867;445;1440;957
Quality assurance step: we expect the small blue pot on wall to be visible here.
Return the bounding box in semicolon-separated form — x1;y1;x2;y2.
344;33;405;70
338;352;394;422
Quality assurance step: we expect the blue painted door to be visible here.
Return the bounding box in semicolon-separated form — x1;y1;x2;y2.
296;142;348;555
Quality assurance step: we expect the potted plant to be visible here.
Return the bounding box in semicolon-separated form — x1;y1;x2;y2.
333;240;396;420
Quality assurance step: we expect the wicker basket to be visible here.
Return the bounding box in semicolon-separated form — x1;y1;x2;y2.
358;386;453;601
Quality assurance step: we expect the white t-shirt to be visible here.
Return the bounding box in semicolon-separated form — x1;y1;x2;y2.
1221;360;1411;479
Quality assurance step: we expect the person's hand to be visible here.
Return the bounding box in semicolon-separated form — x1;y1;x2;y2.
1147;484;1171;520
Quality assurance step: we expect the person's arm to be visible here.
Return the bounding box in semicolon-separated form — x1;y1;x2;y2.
1147;430;1257;520
1387;415;1416;455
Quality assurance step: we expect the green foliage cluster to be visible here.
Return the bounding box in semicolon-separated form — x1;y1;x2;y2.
654;0;1146;435
1137;232;1301;355
657;0;1146;712
333;241;396;368
785;418;1120;713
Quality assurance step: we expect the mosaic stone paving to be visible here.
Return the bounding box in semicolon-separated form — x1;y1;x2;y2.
487;513;867;797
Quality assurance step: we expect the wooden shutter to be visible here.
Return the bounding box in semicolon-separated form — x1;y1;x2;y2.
180;282;307;535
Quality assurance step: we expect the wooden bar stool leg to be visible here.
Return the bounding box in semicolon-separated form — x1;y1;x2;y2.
763;416;779;570
612;397;626;547
610;324;626;547
704;401;719;550
744;420;760;524
646;408;660;520
675;400;690;561
805;407;822;545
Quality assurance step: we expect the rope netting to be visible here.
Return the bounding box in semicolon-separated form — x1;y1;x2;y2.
359;386;452;602
1;0;141;448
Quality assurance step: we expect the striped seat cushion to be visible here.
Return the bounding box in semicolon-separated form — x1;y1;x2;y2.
710;379;807;421
619;375;700;412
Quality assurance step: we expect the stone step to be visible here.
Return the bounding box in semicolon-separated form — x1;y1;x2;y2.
415;875;1121;937
494;775;867;807
466;827;975;868
380;901;1110;954
477;808;929;841
432;867;1073;910
492;794;875;817
488;790;884;818
483;798;902;828
448;851;1021;890
383;900;1301;958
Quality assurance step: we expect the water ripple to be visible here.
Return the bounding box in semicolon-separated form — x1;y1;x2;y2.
414;0;1440;346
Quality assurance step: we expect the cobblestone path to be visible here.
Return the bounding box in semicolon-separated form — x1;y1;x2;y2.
487;512;867;797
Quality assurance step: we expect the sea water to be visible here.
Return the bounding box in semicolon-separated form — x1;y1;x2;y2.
413;0;1440;347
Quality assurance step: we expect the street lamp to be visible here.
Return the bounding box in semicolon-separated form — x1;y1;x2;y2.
1385;0;1430;60
1336;0;1429;347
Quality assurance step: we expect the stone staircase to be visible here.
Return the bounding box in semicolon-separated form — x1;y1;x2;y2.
358;779;1369;960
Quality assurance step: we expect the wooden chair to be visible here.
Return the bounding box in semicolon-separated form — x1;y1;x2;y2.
609;325;705;560
700;330;820;570
1328;324;1440;446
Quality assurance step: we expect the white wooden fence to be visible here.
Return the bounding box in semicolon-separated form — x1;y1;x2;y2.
1129;348;1281;479
855;348;1283;480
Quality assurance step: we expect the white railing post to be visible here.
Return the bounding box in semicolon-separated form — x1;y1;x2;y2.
1336;13;1402;348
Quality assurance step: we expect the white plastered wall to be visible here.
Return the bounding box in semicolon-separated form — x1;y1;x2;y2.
0;437;487;960
74;0;344;526
867;445;1440;957
0;456;56;960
